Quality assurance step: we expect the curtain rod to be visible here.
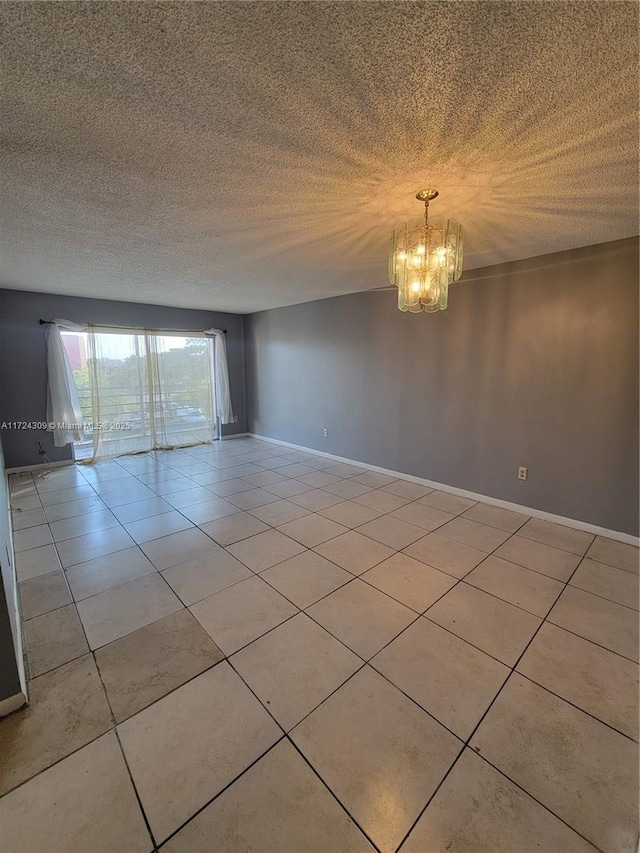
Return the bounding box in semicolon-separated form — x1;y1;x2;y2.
39;320;227;334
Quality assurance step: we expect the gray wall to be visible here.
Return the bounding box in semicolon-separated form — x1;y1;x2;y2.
247;237;639;537
0;443;22;704
0;289;246;468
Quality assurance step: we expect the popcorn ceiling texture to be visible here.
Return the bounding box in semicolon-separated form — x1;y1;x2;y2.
1;1;638;313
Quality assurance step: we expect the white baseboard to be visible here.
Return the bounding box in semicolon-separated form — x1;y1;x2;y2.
249;433;639;546
0;690;27;718
6;459;74;475
221;432;250;441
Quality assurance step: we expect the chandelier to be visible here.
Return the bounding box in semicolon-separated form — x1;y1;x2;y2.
389;190;463;313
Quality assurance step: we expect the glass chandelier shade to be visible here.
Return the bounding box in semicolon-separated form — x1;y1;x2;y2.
389;190;463;313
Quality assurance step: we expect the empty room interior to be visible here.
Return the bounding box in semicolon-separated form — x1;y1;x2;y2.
0;2;639;852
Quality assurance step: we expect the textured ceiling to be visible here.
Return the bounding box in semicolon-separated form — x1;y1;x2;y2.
1;1;638;314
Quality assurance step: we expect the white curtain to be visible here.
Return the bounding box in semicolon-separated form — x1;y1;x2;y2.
86;328;219;460
45;320;87;447
205;329;234;424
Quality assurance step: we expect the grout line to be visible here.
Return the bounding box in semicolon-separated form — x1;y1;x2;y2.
515;670;639;744
5;444;637;851
391;551;593;852
112;727;160;852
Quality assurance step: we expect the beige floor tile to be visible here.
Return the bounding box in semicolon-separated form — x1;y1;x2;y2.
162;485;220;509
261;550;352;608
101;484;158;507
314;530;394;575
39;485;96;506
403;532;486;579
352;489;410;513
12;506;46;530
56;525;135;568
355;515;424;550
321;479;375;499
214;463;267;480
570;558;639;610
307;579;416;659
290;489;346;511
11;493;43;511
318;499;382;528
278;514;349;547
292;666;460;853
464;555;564;617
190;575;297;654
19;569;71;619
207;477;257;497
48;508;120;542
190;468;235;486
372;618;509;739
325;462;366;477
24;604;88;677
0;655;112;796
437;517;511;553
0;732;152;853
494;535;581;581
471;673;639;853
13;523;53;552
35;469;87;492
518;517;595;556
138;473;191;493
242;470;289;487
263;479;315;498
124;510;194;544
418;490;476;515
382;480;433;500
77;573;182;649
461;503;530;533
391;501;455;531
162;548;252;606
200;511;269;545
362;553;457;612
89;474;139;495
42;494;107;522
162;739;373;853
350;472;398;488
227;528;306;572
297;471;344;488
248;498;311;526
118;663;281;844
15;543;62;581
276;462;317;478
179;496;241;524
425;583;541;666
95;609;223;722
401;748;595;853
586;536;639;574
140;527;220;570
226;487;281;510
65;546;157;600
548;586;639;662
517;623;639;741
231;613;361;730
111;497;173;526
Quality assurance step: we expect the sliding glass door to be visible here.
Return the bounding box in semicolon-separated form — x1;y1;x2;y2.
61;329;217;460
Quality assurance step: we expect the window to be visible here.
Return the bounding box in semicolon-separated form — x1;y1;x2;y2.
61;329;217;460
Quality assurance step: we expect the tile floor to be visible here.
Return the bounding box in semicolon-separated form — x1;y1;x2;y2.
2;437;639;853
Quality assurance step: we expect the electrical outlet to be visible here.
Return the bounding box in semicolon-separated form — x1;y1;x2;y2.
323;428;328;437
518;466;528;480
